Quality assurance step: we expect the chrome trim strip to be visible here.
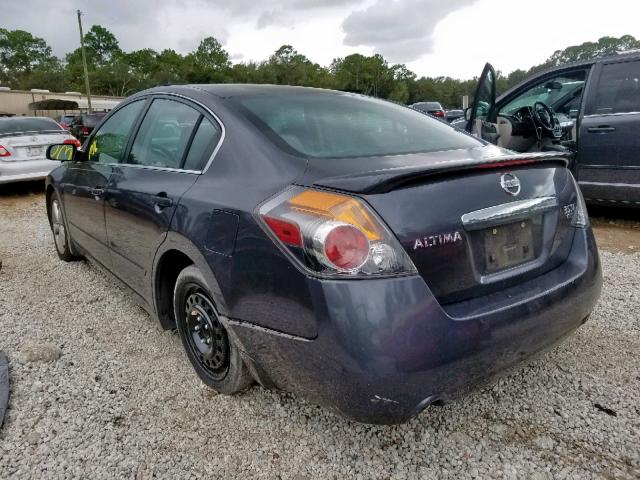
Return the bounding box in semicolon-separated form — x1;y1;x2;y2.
579;181;640;188
131;90;226;175
583;111;640;118
107;162;200;174
461;196;558;230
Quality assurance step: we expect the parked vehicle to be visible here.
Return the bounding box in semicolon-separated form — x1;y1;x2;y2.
0;117;79;184
55;114;76;130
445;109;464;123
465;52;640;207
69;112;107;142
45;85;602;424
410;101;446;119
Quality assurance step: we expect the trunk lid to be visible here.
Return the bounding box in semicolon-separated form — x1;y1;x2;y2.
300;146;578;304
0;133;74;162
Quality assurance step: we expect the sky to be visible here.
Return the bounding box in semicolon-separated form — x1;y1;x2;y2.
3;0;640;79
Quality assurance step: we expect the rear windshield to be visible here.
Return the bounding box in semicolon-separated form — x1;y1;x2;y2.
83;113;106;127
231;93;480;158
413;102;442;111
0;117;63;135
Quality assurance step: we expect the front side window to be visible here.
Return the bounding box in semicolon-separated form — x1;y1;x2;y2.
591;61;640;115
501;71;587;115
232;93;481;159
128;99;200;169
87;101;144;163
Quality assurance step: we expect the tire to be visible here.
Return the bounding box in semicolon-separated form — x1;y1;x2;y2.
48;191;80;262
173;265;252;394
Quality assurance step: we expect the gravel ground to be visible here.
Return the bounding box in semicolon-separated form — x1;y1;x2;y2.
0;186;639;479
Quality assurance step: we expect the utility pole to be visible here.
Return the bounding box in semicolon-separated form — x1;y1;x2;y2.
77;10;92;113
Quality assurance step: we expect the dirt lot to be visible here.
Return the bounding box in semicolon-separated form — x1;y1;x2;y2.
0;182;638;479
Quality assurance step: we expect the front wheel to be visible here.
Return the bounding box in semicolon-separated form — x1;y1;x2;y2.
173;265;252;394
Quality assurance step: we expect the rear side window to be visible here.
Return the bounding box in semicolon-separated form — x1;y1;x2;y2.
232;93;480;159
182;117;221;171
0;117;62;135
592;61;640;115
128;99;200;169
87;100;145;164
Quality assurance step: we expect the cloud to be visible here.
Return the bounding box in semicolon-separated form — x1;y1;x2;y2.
1;0;364;57
256;10;292;29
342;0;478;63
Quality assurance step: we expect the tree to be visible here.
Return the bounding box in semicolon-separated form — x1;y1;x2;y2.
0;28;57;86
545;35;640;67
83;25;122;67
185;37;231;83
263;45;330;87
331;53;395;97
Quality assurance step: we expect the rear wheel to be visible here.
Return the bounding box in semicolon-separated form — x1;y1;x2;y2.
48;192;80;262
173;266;252;394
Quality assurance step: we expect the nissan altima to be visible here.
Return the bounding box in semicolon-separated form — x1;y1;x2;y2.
44;85;602;424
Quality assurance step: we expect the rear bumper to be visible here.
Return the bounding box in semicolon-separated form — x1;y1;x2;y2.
229;228;602;424
0;159;59;184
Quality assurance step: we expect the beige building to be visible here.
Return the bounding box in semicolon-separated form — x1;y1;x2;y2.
0;88;124;118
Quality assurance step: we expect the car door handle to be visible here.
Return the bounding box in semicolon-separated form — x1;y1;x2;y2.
587;126;615;133
152;195;173;209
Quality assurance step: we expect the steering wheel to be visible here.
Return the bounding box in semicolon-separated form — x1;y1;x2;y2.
532;101;559;136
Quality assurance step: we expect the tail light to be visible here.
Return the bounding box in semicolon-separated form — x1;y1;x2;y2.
570;175;589;228
258;187;417;277
82;127;90;135
433;110;445;118
64;138;82;148
0;145;10;157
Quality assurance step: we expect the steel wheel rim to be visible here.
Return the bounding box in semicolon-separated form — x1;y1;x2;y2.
51;200;66;253
183;288;230;380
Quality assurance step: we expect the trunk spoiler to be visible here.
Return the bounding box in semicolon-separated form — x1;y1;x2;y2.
312;152;570;194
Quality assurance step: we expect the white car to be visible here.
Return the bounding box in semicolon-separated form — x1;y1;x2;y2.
0;117;79;184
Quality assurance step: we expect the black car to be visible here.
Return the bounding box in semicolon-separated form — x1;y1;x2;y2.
410;101;446;119
445;109;464;123
45;85;601;424
466;52;640;207
69;112;107;142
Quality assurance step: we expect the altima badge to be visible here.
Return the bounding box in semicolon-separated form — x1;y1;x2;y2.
413;231;463;250
500;173;521;196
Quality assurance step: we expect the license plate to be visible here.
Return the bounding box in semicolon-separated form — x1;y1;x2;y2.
27;146;43;157
484;220;534;273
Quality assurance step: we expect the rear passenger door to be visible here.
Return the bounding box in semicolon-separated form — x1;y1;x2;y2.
104;96;222;297
578;58;640;205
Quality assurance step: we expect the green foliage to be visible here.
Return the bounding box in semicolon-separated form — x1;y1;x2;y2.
1;26;638;108
0;28;56;86
546;35;640;67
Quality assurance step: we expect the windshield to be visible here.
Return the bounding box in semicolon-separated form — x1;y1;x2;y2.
0;117;63;135
502;71;587;114
231;93;481;159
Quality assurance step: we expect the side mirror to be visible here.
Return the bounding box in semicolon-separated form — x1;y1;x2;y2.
464;107;472;121
47;143;77;162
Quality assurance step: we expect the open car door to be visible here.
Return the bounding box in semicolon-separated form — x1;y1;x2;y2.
465;63;498;143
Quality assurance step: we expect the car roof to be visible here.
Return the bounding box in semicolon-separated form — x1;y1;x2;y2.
498;51;640;102
0;116;45;121
185;83;349;98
